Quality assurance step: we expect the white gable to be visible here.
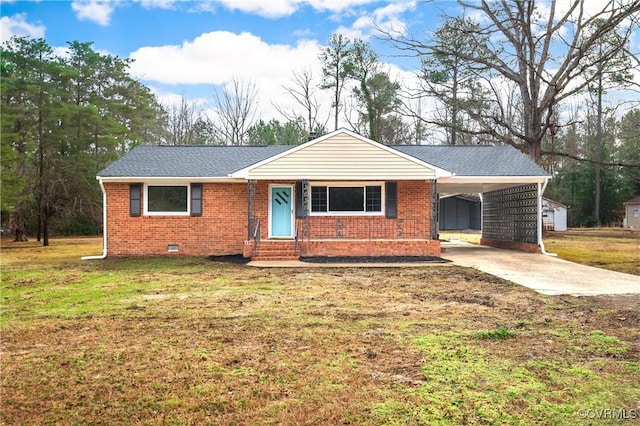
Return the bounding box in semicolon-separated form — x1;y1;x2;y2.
232;129;450;180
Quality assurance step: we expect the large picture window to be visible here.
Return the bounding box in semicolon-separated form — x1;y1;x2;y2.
146;185;188;215
311;183;383;215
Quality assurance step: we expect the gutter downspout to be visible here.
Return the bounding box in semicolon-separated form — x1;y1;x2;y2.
81;178;107;260
538;178;556;257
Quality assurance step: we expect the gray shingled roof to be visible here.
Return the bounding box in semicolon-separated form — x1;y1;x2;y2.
98;143;548;178
393;145;548;176
98;145;291;178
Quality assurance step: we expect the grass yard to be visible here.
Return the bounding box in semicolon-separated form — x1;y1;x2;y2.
1;237;639;425
543;229;640;275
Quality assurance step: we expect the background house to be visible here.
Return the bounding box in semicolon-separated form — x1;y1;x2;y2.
623;196;640;229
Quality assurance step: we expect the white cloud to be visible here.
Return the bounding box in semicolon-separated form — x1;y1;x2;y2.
215;0;299;18
293;28;312;38
129;31;321;84
0;13;46;43
136;0;179;10
71;1;116;26
153;89;209;111
212;0;377;18
333;1;414;40
52;46;71;59
129;31;330;122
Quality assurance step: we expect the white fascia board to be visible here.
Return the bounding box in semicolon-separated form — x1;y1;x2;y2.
437;175;551;194
230;128;454;179
98;176;247;183
438;175;549;184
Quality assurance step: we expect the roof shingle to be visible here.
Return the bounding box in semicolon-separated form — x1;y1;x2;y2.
98;143;548;178
393;145;547;176
98;145;291;178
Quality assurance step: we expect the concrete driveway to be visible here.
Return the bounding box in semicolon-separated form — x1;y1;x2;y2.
442;241;640;296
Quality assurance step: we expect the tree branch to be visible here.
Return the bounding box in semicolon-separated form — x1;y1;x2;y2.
543;150;640;167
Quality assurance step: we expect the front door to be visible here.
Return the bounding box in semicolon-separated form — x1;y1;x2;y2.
270;185;294;238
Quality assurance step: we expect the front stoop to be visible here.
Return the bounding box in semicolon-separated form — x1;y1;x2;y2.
252;240;299;261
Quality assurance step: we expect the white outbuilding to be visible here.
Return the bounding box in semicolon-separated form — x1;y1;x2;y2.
542;198;567;231
623;195;640;229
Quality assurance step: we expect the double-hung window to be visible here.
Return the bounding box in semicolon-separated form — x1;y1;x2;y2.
310;183;384;215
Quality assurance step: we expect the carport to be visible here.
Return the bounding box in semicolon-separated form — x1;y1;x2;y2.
395;145;551;253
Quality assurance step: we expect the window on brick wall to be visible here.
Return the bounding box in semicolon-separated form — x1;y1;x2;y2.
310;183;384;215
145;184;189;215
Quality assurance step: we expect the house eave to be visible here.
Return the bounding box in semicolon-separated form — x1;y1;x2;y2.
437;175;550;194
98;176;247;183
439;175;549;183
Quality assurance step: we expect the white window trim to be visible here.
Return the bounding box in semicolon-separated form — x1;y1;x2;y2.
144;182;191;216
309;181;385;217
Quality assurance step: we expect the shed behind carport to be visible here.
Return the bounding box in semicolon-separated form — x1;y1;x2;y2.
542;198;567;231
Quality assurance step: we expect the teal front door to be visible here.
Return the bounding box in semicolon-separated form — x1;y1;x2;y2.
270;186;293;238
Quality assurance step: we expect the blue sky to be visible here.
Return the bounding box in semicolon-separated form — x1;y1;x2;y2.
1;0;443;124
2;0;638;131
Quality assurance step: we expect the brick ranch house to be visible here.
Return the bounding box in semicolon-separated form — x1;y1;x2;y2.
87;129;550;260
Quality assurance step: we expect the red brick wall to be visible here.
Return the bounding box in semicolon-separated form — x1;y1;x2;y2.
105;179;437;257
104;182;247;257
256;180;438;256
301;180;433;240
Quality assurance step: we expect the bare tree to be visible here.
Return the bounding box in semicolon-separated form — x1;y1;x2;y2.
163;96;200;145
276;67;327;137
387;0;640;163
213;77;259;145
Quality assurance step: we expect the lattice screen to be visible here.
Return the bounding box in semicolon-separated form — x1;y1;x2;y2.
482;184;538;244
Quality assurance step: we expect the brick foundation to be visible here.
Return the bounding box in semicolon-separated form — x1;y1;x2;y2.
300;239;441;257
480;238;541;253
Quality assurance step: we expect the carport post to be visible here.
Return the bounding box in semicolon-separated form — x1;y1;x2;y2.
538;179;556;256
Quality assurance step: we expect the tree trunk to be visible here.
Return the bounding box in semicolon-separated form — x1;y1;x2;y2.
43;208;49;247
594;72;603;224
334;85;340;131
12;212;28;242
528;139;542;164
451;66;458;146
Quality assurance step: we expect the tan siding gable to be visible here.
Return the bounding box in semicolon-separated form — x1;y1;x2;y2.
248;134;437;180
